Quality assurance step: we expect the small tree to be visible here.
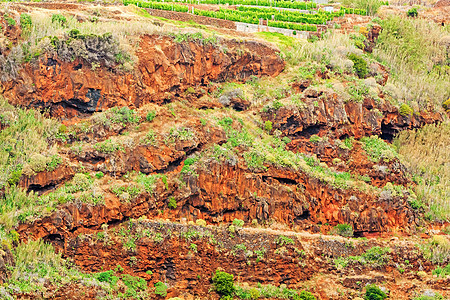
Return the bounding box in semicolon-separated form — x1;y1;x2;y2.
365;284;387;300
407;8;418;17
348;53;368;78
297;290;317;300
212;270;235;297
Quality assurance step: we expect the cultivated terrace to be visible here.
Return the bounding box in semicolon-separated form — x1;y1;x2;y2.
0;0;448;299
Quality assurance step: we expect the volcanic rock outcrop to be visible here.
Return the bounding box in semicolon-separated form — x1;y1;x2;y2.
1;34;284;119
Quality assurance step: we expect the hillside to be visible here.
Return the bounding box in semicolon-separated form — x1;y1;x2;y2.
0;0;449;299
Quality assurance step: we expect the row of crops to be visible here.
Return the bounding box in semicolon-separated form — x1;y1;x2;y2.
194;8;326;26
124;0;318;10
193;8;318;30
122;0;367;15
123;0;190;11
192;0;318;9
235;6;347;22
122;0;367;32
342;7;366;15
267;20;317;31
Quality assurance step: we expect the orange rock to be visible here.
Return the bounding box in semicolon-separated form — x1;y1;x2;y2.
1;35;285;120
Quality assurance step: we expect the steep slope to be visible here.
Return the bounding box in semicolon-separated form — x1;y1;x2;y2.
0;2;449;300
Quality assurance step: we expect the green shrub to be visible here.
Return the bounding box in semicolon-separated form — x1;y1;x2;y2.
297;290;317;300
282;137;291;144
121;274;147;296
96;270;117;284
58;124;67;134
168;197;177;209
146;110;156;122
399;103;413;116
360;246;391;266
109;107;140;125
414;293;444;300
7;167;23;185
432;264;450;277
348;53;368;78
95;172;104;179
331;224;354;237
232;218;244;227
248;288;261;299
94;138;123;154
309;135;321;144
51;14;67;27
20;14;32;31
272;99;284;110
46;155;62;172
135;173;160;194
218;117;233;127
361;136;398;163
276;235;295;246
421;235;450;264
365;284;387;300
354;39;365;50
341;0;382;15
196;219;207;226
212;270;235;296
142;130;157;145
339;137;354;150
181;156;199;176
264;121;273;132
6;16;16;26
66;173;92;193
407;8;418;17
443;98;450;111
28;153;49;173
154;281;168;296
166;127;195;144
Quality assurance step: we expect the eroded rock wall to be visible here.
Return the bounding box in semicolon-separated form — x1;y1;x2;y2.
0;34;284;119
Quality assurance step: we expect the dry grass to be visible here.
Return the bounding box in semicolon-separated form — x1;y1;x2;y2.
394;122;450;221
0;97;59;188
374;16;450;111
286;31;362;71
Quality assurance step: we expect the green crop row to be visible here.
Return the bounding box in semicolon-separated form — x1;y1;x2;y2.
342;7;367;15
200;0;317;9
194;8;329;25
194;8;259;24
236;6;346;22
268;20;317;31
122;0;366;25
123;0;189;12
125;0;317;10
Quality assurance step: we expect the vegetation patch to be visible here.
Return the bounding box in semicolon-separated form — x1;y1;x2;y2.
330;224;354;237
365;284;387;300
360;136;398;163
394;123;449;221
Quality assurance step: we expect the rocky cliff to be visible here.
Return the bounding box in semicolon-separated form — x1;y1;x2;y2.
1;34;284;119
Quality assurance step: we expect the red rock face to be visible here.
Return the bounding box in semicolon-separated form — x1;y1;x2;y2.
0;34;285;119
17;159;417;245
262;91;443;140
0;15;22;56
19;165;74;192
38;220;444;299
